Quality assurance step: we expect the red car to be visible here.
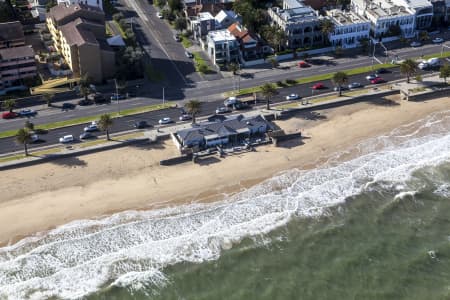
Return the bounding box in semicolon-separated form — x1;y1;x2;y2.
298;61;310;68
370;77;384;84
2;112;18;119
312;83;325;90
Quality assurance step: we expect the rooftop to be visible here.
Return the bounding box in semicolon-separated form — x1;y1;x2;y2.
0;21;24;43
208;29;236;42
271;5;318;23
365;1;411;18
49;3;103;23
60;20;98;46
0;45;34;60
327;9;369;25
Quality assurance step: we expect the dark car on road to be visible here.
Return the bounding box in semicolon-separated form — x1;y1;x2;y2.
78;99;93;106
110;93;126;101
62;103;76;110
80;132;95;139
134;120;149;129
18;109;37;117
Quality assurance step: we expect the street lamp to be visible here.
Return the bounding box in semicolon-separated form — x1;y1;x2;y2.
114;78;120;114
162;87;165;104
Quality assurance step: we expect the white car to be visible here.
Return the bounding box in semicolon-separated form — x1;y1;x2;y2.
432;37;444;44
179;114;192;121
156;12;163;19
215;106;232;114
410;41;422;47
418;62;429;70
348;82;362;89
158;117;173;124
59;135;74;143
84;122;98;132
31;134;39;143
285;93;299;100
366;74;378;81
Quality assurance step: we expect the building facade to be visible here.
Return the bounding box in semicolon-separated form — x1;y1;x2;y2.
326;9;371;48
268;1;323;50
227;22;263;60
190;12;216;40
47;4;114;82
57;0;103;10
0;46;37;92
206;29;240;65
0;21;25;49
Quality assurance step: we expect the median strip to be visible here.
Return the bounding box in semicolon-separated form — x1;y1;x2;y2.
0;103;173;139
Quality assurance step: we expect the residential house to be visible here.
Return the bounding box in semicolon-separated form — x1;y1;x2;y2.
190;12;216;41
0;46;37;93
326;9;371;48
206;29;240;65
227;22;262;61
0;21;25;49
47;4;115;82
57;0;103;10
175;114;270;151
183;0;233;19
268;0;324;49
215;9;242;29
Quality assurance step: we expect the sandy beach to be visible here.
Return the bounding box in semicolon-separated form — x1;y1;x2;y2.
1;95;449;246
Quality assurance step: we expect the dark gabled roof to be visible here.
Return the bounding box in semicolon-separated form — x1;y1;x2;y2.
0;45;34;60
49;3;103;24
0;21;24;42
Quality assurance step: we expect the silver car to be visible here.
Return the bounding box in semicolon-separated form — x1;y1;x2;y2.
348;82;362;89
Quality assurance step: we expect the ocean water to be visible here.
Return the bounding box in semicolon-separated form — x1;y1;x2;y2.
2;110;450;299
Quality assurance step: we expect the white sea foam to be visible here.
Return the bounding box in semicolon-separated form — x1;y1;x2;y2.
1;111;450;299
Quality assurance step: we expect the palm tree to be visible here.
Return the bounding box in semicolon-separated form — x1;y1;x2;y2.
2;99;16;113
332;71;348;96
400;59;417;83
98;114;113;140
320;18;335;46
43;93;54;107
16;128;32;156
439;64;450;84
78;73;91;101
184;100;201;124
260;83;277;110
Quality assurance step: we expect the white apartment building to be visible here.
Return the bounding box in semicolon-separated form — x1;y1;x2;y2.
57;0;103;10
352;0;416;39
326;9;371;48
206;29;240;65
392;0;433;29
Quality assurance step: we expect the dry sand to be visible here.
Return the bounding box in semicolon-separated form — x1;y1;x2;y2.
1;95;449;245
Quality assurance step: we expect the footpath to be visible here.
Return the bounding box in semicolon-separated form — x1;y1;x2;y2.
0;73;448;170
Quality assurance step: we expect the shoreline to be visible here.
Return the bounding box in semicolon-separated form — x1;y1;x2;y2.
1;95;449;247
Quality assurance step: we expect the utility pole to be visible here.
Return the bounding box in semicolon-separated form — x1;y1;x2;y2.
162;87;165;104
114;78;120;114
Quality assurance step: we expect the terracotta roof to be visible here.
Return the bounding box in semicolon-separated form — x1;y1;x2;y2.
60;21;98;46
0;21;24;42
0;45;34;60
227;22;257;45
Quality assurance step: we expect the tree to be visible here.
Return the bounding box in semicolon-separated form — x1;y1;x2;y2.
269;58;278;68
24;120;34;131
2;99;16;112
260;83;277;110
174;17;187;33
228;62;239;75
439;64;450;84
358;37;369;55
419;31;430;42
78;73;92;101
43;93;54;107
168;0;182;12
98;114;113;140
184;100;201;124
320;18;335;45
332;71;349;96
15;128;32;156
400;59;417;83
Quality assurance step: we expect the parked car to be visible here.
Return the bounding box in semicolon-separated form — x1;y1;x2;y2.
286;93;299;100
59;134;74;143
88;92;109;104
432;37;444;44
179;114;192;121
134;120;149;128
79;132;95;139
333;85;348;92
30;134;39;143
185;51;193;58
158;117;173;124
312;83;325;90
216;106;232;114
224;96;239;107
366;74;378;81
174;34;181;42
18;109;37;117
62;102;75;110
78;99;93;106
376;68;388;74
1;111;17;119
348;82;362;89
298;61;310;68
156;12;163;19
110;93;126;101
84;121;98;132
418;62;429;70
234;102;250;110
370;77;385;84
410;41;422;47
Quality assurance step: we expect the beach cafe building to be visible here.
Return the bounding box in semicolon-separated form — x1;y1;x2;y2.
173;114;271;151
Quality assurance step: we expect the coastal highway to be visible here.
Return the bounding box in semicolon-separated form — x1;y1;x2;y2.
0;66;437;154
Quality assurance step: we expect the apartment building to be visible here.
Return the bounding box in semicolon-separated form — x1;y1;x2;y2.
268;0;323;49
0;21;25;49
0;46;37;92
227;22;262;60
326;9;371;48
57;0;103;10
190;12;216;40
206;29;240;65
47;4;115;82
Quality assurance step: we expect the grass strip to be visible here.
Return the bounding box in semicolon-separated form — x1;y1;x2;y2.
0;103;172;139
181;36;192;48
